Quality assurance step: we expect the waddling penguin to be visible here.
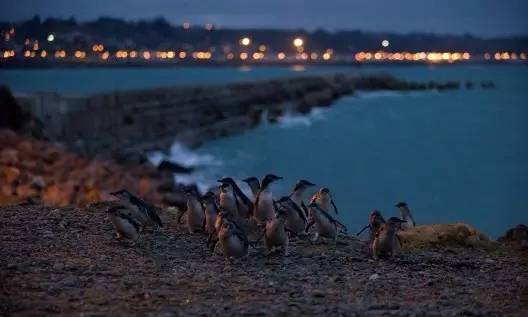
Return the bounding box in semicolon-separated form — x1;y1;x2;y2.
306;201;348;243
310;187;339;215
242;176;260;198
106;205;141;242
110;190;163;229
395;202;415;230
357;210;386;242
207;207;245;252
178;189;205;233
289;179;315;217
217;220;249;259
218;177;254;218
201;191;219;235
254;174;283;223
372;217;406;260
218;182;238;216
277;196;308;236
262;207;289;256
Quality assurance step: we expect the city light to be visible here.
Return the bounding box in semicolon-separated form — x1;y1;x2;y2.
205;23;213;31
239;52;248;60
382;40;390;48
183;22;191;29
258;45;267;52
277;52;286;60
101;51;109;60
179;51;187;59
252;52;264;60
40;50;47;58
143;51;151;60
47;34;55;42
240;37;251;46
293;38;304;47
192;51;212;59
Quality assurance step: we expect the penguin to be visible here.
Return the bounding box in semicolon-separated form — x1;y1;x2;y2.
276;196;307;236
310;187;339;215
218;177;254;218
289;179;315;218
242;176;260;199
110;189;163;229
217;220;249;259
356;210;386;242
106;205;141;242
372;217;406;260
262;207;289;256
201;191;219;235
218;182;238;216
254;174;283;223
306;201;347;243
178;189;205;233
395;202;415;230
207;207;245;252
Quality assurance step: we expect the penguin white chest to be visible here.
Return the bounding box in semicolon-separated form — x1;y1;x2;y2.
111;215;139;240
313;211;336;238
256;190;275;221
220;235;246;257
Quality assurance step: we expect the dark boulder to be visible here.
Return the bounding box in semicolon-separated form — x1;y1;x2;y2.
157;160;194;174
0;86;45;138
498;224;528;249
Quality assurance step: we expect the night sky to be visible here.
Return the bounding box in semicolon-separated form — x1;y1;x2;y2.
2;0;528;37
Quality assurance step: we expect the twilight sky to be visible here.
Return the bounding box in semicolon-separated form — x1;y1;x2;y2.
2;0;528;37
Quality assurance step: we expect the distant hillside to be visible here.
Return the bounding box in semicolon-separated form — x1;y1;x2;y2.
1;16;527;53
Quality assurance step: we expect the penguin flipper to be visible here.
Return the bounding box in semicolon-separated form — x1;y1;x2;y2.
291;201;308;223
129;194;163;227
357;224;370;236
305;220;315;232
177;209;187;224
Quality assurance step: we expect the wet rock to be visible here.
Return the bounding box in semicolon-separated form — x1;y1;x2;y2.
498;224;528;249
157;160;194;174
1;166;20;183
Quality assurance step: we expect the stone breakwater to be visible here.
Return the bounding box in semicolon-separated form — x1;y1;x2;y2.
13;74;466;158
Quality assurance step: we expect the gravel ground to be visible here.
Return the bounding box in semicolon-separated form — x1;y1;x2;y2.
1;204;527;316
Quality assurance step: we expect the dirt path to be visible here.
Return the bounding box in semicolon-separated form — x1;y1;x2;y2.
1;204;527;316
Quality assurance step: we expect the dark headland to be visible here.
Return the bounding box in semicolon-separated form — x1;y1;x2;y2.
1;74;527;316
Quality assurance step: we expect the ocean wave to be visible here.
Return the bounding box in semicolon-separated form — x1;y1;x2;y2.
172;171;218;194
277;107;327;128
147;142;223;193
354;90;431;99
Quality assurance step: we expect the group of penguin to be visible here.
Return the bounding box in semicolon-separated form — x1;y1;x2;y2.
106;174;417;260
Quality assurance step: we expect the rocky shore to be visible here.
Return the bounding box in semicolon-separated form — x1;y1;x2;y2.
1;204;527;316
0;130;187;208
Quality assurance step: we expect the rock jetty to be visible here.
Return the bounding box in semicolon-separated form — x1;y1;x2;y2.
12;74;470;158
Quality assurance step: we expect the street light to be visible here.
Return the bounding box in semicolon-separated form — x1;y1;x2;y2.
293;38;304;47
240;37;251;46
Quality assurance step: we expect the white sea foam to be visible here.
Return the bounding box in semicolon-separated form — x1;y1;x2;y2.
354;90;430;99
277;107;327;128
147;142;223;193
